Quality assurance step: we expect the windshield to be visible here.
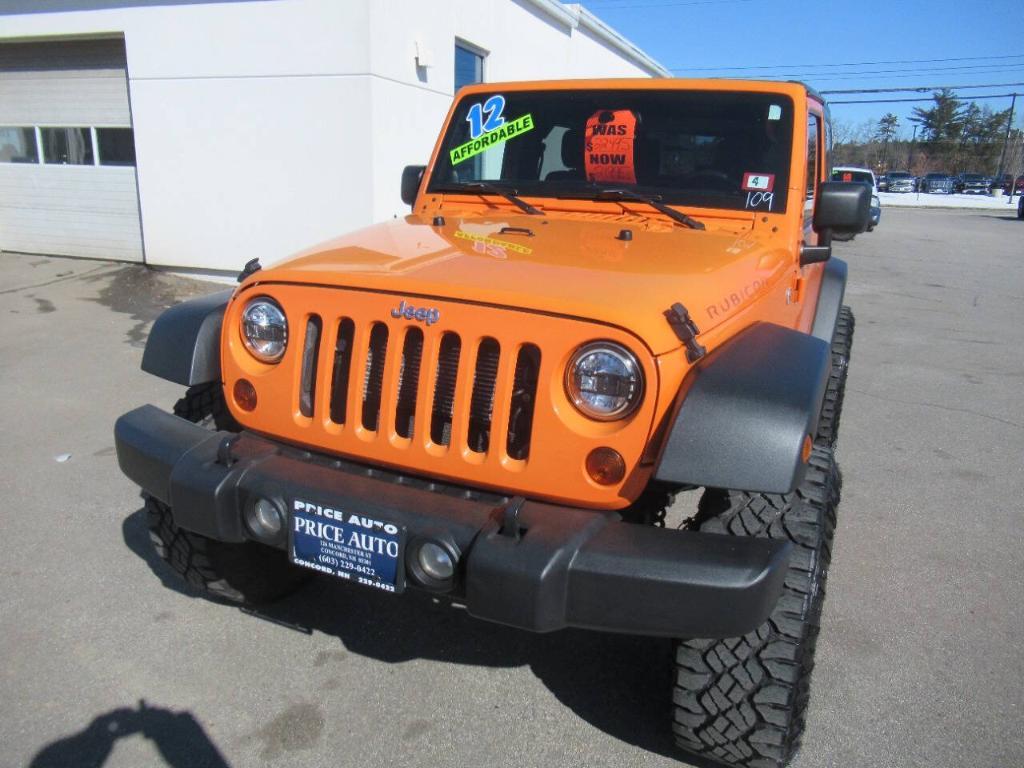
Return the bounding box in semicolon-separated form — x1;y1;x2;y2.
833;170;874;186
889;172;911;179
429;89;795;214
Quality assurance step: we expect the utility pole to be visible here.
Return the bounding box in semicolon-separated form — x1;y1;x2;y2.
995;93;1017;203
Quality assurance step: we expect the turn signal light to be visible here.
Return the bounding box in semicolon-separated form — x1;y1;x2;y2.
586;447;626;486
802;435;813;463
234;379;258;411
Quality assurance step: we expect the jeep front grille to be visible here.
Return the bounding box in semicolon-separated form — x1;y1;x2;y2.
310;318;540;461
222;285;658;507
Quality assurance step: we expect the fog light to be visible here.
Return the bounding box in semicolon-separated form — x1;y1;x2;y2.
246;498;283;539
586;447;626;486
234;379;257;411
417;542;455;581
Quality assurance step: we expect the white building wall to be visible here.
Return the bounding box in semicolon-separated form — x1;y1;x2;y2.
0;0;665;272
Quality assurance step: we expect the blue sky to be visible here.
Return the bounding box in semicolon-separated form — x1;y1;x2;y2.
583;0;1024;137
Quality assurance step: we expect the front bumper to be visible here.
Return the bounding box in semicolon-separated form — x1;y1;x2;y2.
115;405;790;639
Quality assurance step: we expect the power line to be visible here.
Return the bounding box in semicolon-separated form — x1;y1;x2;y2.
665;53;1024;73
766;67;1024;83
673;63;1024;78
829;93;1021;105
822;82;1024;94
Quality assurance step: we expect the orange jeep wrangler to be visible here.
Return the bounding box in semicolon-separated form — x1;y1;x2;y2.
115;79;869;767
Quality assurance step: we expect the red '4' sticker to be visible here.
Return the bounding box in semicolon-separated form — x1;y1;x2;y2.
584;110;637;185
741;172;775;192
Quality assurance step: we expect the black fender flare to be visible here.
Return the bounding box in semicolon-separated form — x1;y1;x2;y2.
141;290;233;386
653;322;831;494
810;257;847;343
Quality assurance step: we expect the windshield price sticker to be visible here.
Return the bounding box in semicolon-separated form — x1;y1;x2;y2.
741;172;775;192
466;94;506;139
289;499;402;592
584;109;637;185
450;113;534;165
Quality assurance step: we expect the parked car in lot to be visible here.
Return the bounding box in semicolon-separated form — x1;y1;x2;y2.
921;172;954;193
1001;174;1024;195
877;174;888;191
886;171;916;192
954;173;992;194
832;166;877;190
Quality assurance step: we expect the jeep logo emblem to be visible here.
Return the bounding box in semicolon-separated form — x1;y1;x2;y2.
390;299;440;326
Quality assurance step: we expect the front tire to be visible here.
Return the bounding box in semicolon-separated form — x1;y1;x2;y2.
815;305;854;448
146;383;307;604
671;447;840;767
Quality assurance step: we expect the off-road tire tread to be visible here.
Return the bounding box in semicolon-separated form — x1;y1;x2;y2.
146;495;304;604
815;305;854;447
147;384;305;604
172;382;240;431
673;446;840;767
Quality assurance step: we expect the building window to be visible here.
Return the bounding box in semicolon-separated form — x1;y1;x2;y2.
0;127;39;163
97;127;136;166
41;127;94;165
454;42;484;91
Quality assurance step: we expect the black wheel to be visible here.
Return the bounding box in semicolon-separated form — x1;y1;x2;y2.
830;231;855;242
815;305;854;448
672;446;841;768
147;383;307;604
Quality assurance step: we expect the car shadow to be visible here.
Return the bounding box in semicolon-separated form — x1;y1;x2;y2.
975;213;1021;221
28;700;230;768
122;507;684;761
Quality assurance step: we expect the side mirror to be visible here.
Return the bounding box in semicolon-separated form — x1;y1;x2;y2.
814;181;870;236
800;182;872;266
401;165;426;207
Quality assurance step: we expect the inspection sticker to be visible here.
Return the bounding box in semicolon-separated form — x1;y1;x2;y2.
288;499;402;592
741;172;775;192
450;113;534;165
454;229;533;255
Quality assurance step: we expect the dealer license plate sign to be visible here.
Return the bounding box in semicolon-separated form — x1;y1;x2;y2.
288;499;402;592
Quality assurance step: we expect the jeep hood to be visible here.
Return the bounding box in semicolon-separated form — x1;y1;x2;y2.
250;214;792;355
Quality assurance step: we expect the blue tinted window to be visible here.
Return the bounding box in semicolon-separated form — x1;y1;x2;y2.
454;44;483;92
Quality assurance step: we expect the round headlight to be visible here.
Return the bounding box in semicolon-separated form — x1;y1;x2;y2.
565;342;643;421
241;297;288;363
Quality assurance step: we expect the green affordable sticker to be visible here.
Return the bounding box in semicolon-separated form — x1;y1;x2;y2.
450;113;534;165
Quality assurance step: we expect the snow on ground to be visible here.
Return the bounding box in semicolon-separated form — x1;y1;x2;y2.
878;191;1020;210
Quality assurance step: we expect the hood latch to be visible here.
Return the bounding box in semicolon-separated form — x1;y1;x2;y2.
664;302;706;363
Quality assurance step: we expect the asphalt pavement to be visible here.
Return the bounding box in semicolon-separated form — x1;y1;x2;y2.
1;207;1022;768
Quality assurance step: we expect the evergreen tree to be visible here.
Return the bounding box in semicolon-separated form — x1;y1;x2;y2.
875;113;899;142
910;89;966;142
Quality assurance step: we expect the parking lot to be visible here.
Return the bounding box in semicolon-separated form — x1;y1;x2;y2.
2;207;1022;768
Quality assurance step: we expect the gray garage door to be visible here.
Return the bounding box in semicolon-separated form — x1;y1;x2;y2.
0;38;144;262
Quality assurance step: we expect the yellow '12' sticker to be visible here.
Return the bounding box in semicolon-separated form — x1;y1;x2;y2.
450;114;534;165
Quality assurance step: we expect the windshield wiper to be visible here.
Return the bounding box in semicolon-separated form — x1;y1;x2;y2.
560;188;704;230
433;182;544;216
